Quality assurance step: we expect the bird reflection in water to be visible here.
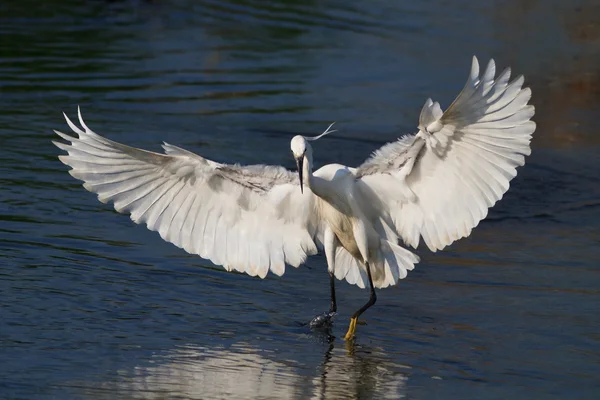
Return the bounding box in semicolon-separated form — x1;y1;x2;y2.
88;341;408;399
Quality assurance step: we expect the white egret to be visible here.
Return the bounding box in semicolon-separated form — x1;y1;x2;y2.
53;57;535;340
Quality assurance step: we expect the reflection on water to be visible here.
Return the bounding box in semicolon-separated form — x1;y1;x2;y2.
80;342;407;400
110;345;304;400
312;345;408;400
1;0;600;399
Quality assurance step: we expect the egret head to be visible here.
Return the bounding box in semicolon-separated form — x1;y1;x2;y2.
290;135;307;159
290;123;336;194
290;135;308;194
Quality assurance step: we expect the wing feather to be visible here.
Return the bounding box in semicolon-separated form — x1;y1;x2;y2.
357;56;535;252
54;109;320;278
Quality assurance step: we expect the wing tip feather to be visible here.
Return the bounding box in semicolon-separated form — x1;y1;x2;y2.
58;155;71;165
471;56;480;81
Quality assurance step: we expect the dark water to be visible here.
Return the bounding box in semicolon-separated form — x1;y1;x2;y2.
1;1;599;399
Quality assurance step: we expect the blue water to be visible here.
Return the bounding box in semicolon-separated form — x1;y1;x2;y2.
1;1;599;399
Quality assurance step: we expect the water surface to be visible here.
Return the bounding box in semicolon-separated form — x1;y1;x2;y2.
1;1;599;399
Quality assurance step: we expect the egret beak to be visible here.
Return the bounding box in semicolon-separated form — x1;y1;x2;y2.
296;157;304;194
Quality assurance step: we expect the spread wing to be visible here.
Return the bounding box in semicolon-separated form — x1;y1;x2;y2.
53;108;320;278
356;57;535;251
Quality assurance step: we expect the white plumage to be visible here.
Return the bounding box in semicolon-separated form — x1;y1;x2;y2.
54;112;318;280
54;56;534;336
357;57;535;253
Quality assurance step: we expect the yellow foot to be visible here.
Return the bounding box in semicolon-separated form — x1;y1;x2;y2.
344;317;358;341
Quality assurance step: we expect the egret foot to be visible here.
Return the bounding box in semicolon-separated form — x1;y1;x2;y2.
309;311;336;329
344;316;358;340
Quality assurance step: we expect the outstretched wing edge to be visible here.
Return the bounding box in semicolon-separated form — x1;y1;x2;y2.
357;56;535;252
53;108;319;278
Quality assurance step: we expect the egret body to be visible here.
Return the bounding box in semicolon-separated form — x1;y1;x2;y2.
54;57;535;340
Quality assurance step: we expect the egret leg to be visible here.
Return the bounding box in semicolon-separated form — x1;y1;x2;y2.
309;230;338;330
329;270;337;313
344;262;376;341
309;270;338;329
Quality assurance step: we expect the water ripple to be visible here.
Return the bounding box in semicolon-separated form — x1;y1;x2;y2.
1;1;599;399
